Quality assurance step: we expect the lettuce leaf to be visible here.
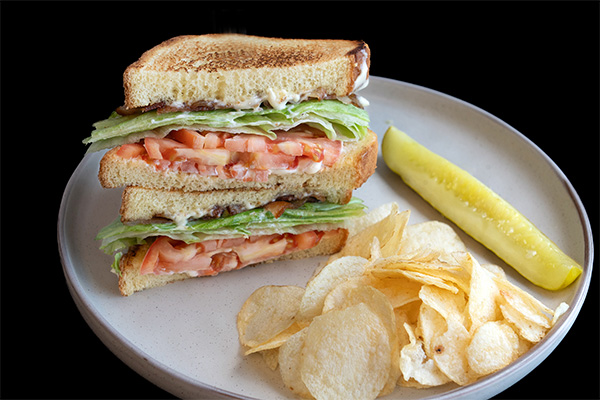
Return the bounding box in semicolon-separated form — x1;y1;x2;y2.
83;100;369;152
97;197;366;255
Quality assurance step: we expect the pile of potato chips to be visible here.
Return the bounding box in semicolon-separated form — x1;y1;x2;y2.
237;203;569;399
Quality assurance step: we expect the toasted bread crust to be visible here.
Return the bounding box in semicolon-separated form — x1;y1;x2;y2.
118;229;349;296
99;129;378;204
123;34;370;110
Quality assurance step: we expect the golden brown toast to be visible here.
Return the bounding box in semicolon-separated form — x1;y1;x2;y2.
123;34;370;110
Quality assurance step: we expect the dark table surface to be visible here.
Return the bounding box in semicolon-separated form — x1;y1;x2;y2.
2;2;598;399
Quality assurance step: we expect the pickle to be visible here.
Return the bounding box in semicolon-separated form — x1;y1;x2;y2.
382;126;582;290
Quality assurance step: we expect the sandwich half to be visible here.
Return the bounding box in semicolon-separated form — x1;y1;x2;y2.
100;196;365;296
84;34;376;203
85;34;378;295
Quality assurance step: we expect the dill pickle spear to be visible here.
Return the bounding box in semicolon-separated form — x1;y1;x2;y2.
382;126;582;290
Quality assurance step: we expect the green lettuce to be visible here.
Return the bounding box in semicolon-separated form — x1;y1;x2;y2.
83;100;369;152
97;197;366;256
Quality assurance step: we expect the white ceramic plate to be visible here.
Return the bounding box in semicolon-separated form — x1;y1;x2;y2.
58;77;593;399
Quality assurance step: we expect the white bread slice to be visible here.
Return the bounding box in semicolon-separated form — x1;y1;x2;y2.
120;186;329;223
118;229;348;296
99;129;378;205
123;34;370;110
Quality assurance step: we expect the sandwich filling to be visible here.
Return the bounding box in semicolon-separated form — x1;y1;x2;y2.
115;127;342;182
140;230;343;277
98;197;366;276
83;99;369;153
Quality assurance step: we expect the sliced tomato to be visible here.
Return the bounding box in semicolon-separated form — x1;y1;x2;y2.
204;132;229;149
211;252;240;273
116;143;146;159
246;136;268;152
139;231;332;276
242;152;297;170
294;231;323;250
275;140;304;156
223;135;249;152
235;235;288;265
168;129;205;149
117;128;342;182
165;148;231;165
144;137;184;160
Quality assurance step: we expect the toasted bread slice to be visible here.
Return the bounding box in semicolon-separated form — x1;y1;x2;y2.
123;34;370;110
118;229;348;296
120;186;330;224
99;129;378;204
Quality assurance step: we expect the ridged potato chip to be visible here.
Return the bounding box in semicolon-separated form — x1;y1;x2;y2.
301;303;391;400
237;285;304;348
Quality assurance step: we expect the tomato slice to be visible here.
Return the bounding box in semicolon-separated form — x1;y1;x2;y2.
169;129;206;149
166;148;232;165
117;129;342;181
294;231;323;250
139;230;336;276
116;143;146;159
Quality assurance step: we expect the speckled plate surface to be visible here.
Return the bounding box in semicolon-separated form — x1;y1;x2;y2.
58;77;593;399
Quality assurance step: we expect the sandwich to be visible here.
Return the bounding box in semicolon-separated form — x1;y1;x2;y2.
84;34;377;296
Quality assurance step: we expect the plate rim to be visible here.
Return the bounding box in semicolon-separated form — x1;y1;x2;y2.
57;75;594;399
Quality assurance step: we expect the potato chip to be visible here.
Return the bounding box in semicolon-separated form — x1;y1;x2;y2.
395;309;413;350
236;202;572;397
362;274;422;309
400;221;466;263
261;348;279;371
466;321;519;375
431;316;474;386
481;263;506;279
244;322;303;355
419;285;467;326
499;303;547;343
297;256;368;322
370;268;459;294
301;303;391;400
496;279;552;328
279;328;312;398
417;303;447;358
551;302;569;327
237;285;304;348
398;300;422;325
369;236;383;260
400;323;451;387
321;281;401;395
467;257;501;333
345;202;398;238
329;204;409;262
369;253;470;293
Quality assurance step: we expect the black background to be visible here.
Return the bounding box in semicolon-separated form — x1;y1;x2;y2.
2;2;598;399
